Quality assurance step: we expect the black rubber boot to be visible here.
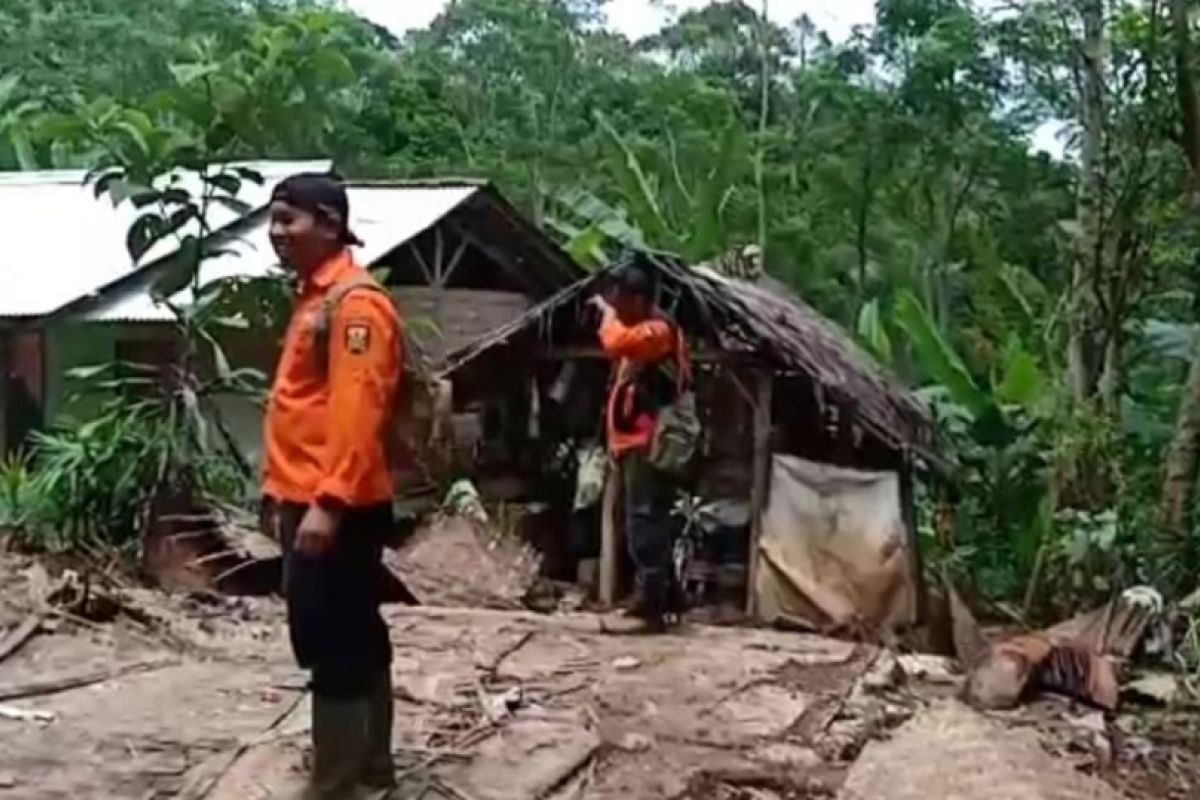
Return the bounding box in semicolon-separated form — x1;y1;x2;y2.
636;570;672;633
276;695;371;799
360;670;396;793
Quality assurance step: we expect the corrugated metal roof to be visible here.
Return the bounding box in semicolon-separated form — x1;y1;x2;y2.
0;161;330;319
75;184;480;323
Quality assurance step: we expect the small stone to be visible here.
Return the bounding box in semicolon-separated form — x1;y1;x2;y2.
612;656;641;671
0;772;17;788
897;654;959;685
752;743;821;769
618;732;655;752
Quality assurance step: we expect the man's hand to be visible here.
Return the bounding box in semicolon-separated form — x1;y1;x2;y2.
587;295;614;319
295;504;340;557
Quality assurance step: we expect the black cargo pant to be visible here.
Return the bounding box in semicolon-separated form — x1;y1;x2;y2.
619;450;678;619
265;499;393;700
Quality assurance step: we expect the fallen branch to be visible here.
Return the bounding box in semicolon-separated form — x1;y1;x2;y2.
0;658;178;702
0;613;44;665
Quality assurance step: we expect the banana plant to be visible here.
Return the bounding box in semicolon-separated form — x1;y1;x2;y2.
0;73;40;169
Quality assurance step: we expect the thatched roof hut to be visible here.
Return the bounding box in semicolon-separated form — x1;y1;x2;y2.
441;252;937;470
436;251;940;623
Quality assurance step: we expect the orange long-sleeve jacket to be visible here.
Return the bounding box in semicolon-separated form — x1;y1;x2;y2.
599;310;677;456
263;250;402;507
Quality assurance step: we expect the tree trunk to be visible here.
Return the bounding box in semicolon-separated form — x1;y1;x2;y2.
1068;0;1106;410
1161;0;1200;541
755;0;770;263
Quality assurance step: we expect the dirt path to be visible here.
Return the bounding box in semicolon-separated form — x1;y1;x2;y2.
0;557;1195;799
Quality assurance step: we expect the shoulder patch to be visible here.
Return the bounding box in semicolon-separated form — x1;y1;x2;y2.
345;319;373;355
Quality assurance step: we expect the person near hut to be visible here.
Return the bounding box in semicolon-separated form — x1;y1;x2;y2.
261;173;402;798
588;260;688;631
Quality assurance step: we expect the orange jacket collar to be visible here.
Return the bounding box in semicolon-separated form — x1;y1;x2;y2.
301;249;356;295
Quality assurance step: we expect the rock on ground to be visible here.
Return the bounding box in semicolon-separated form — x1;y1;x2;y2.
839;700;1123;800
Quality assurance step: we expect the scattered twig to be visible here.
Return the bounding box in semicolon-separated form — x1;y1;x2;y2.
394;683;462;709
186;688;310;800
0;658;178;702
0;613;44;665
699;675;775;716
480;630;536;676
537;681;591;703
818;648;886;736
396;720;497;783
430;777;483;800
395;744;473;760
45;606;168;651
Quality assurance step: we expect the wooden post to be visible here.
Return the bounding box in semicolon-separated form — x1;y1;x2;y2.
898;453;926;626
0;332;8;457
745;371;773;618
598;461;622;608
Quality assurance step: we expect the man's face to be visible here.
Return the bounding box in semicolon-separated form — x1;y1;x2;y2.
613;289;650;325
269;200;339;273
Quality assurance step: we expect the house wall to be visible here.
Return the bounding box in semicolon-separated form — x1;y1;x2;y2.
44;321;167;422
41;321;272;471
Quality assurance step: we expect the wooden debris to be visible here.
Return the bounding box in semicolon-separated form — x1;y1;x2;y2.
0;703;56;723
183;688;310;800
0;657;178;702
945;576;988;665
964;588;1160;711
0;612;43;665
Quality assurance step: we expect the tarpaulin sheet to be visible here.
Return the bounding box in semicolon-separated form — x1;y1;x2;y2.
754;455;916;632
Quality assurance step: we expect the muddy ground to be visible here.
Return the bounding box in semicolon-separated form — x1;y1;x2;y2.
0;552;1196;800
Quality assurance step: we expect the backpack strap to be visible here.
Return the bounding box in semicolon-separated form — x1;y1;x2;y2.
655;319;691;396
313;274;395;376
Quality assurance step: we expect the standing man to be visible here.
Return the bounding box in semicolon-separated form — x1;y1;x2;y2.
589;259;685;631
262;173;402;799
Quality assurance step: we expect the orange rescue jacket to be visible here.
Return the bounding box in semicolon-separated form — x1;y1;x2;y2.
263;250;402;507
599;310;679;457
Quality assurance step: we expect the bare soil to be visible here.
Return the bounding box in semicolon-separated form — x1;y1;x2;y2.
0;552;1195;800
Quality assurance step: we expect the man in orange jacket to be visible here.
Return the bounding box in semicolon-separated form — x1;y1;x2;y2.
261;173;401;799
589;260;684;631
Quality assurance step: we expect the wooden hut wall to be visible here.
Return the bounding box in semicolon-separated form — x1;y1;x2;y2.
768;374;906;474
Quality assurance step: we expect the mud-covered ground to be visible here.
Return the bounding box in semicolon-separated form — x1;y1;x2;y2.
0;552;1195;800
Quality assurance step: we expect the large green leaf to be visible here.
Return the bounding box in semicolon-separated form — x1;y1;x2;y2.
856;299;894;364
893;289;992;418
995;347;1045;410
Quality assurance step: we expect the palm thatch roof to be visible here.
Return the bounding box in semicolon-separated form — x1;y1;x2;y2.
440;253;938;467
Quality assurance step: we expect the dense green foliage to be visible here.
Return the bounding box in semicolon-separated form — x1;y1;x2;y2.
3;0;1200;619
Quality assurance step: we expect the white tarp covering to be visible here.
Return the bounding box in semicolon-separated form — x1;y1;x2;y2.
754;454;917;633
